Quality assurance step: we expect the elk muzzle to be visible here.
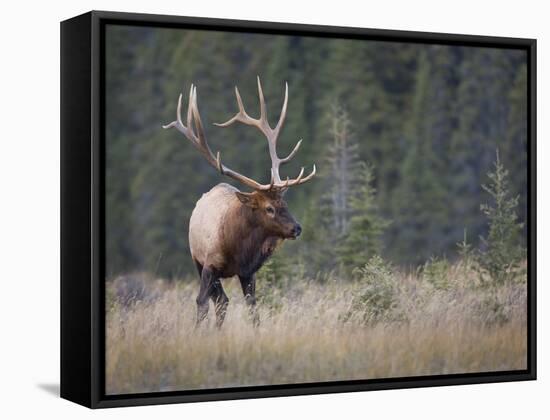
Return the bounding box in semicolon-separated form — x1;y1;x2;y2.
289;223;302;239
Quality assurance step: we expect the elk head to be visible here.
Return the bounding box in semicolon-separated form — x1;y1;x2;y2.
163;77;315;239
235;189;302;239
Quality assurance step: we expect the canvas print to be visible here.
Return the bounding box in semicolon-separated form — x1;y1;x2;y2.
104;24;528;395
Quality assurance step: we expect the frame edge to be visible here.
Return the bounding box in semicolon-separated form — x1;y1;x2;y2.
60;11;94;408
77;10;537;408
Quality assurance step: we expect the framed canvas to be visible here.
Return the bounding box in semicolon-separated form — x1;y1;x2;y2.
60;10;536;408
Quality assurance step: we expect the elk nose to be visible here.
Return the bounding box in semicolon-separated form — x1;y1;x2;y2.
293;224;302;237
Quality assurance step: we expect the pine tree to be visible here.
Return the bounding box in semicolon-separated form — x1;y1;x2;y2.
477;151;524;283
320;104;388;272
337;162;389;270
321;104;362;236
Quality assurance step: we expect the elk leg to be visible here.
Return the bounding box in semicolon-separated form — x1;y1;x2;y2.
193;258;203;277
239;275;259;327
210;279;229;329
195;266;215;326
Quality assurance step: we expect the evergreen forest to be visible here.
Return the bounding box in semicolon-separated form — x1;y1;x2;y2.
105;24;528;280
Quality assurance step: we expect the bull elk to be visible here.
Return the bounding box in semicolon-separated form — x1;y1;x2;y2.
163;77;316;327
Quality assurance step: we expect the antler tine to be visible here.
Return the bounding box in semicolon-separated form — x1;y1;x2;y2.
257;76;267;124
213;86;250;128
235;86;246;114
215;151;224;174
162;94;183;130
214;85;262;131
294;167;305;183
283;164;316;187
274;82;288;137
191;87;206;147
162;85;196;142
191;86;230;178
163;89;193;142
186;84;194;131
177;92;184;127
280;139;302;165
300;164;316;184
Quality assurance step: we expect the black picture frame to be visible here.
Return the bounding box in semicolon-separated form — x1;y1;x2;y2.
60;10;537;409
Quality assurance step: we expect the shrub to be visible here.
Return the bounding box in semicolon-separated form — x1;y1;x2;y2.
456;228;474;272
343;256;402;324
420;256;451;290
256;256;289;313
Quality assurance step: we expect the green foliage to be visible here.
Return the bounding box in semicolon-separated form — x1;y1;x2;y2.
457;229;474;265
343;256;402;324
105;280;118;313
256;253;290;313
420;256;451;290
257;253;288;288
320;105;389;273
456;229;476;279
297;199;334;275
337;162;390;269
476;151;525;284
104;26;528;278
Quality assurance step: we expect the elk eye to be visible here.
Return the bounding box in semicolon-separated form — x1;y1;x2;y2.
266;206;275;215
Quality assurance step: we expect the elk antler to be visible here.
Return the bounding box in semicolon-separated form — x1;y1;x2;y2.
215;77;316;189
163;78;316;191
163;85;273;190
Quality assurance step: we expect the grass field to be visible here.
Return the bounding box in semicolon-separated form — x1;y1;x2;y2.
105;260;527;394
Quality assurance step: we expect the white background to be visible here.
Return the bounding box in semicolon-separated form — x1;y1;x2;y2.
0;0;547;418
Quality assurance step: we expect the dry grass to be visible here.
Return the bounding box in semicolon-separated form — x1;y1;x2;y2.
105;262;527;394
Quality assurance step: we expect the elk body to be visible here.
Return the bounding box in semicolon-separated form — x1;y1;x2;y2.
163;78;315;327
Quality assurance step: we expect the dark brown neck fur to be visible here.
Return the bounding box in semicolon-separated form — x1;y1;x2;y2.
221;203;281;278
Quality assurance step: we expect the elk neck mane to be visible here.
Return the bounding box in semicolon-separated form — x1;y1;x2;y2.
221;200;283;278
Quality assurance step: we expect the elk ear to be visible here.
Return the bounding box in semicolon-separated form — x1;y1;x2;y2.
235;191;259;208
